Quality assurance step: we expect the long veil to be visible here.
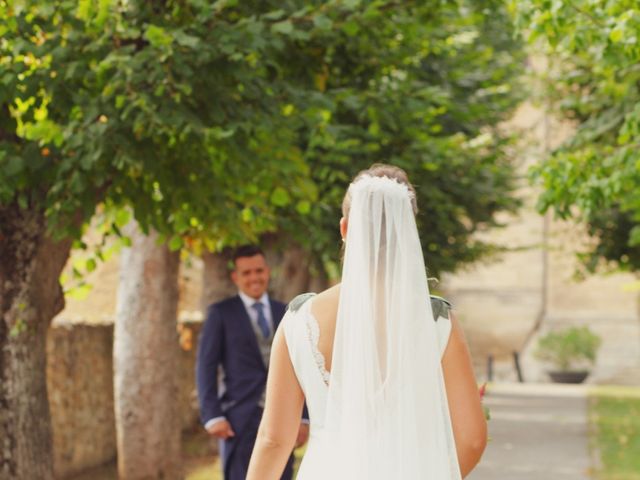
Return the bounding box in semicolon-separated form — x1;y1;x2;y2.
324;175;461;479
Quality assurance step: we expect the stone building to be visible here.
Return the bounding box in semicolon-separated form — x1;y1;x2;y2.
443;101;640;385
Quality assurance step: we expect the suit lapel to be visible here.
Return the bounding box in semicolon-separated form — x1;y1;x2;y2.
231;296;266;371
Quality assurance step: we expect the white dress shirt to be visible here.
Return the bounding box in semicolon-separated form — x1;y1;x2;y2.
238;291;273;335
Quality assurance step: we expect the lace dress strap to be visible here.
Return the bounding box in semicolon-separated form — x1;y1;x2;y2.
287;293;449;385
283;293;331;387
287;292;317;313
303;299;331;386
430;295;452;321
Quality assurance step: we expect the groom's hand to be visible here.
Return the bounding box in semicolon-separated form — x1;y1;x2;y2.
207;419;235;439
295;423;310;448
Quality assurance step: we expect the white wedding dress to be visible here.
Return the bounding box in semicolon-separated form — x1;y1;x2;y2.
278;175;461;479
281;294;455;479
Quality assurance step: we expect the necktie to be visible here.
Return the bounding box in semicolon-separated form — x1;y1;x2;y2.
252;302;271;338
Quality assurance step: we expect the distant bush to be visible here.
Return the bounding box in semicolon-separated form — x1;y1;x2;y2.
534;326;602;371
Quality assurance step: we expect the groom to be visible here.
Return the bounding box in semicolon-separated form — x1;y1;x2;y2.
196;245;309;480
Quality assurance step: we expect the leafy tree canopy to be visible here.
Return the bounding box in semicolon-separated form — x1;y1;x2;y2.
2;0;525;278
511;0;640;272
1;0;326;246
279;0;526;277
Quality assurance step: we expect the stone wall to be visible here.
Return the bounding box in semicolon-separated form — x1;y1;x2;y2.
47;319;203;479
443;101;640;385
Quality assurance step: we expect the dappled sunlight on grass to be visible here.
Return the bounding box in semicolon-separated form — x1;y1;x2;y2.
589;386;640;480
183;433;306;480
183;429;221;480
185;457;221;480
67;430;305;479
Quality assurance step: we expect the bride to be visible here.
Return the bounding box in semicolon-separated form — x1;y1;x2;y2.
247;164;487;479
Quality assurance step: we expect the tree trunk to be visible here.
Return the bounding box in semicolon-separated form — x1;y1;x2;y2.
200;251;236;309
0;203;72;480
113;224;182;479
265;244;311;303
637;277;640;351
309;266;330;294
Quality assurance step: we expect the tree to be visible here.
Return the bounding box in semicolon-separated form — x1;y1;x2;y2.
114;224;182;479
1;1;525;477
511;0;640;273
0;1;314;477
273;0;526;279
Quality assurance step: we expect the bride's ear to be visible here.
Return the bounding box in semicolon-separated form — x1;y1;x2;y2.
340;217;347;240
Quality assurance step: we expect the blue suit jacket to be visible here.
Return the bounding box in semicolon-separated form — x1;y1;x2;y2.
196;295;287;435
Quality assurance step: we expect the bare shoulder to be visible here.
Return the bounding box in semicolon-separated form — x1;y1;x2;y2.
313;284;340;303
442;310;471;361
309;284;340;317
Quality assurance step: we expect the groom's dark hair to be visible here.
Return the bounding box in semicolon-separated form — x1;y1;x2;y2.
232;244;265;266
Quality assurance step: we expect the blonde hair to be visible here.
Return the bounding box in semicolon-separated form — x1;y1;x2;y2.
342;164;418;218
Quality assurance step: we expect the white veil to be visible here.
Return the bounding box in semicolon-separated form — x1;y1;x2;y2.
324;175;461;479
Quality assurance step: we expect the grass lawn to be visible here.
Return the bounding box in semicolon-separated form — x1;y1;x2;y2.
69;429;303;480
589;386;640;480
184;441;305;480
182;430;222;480
185;459;220;480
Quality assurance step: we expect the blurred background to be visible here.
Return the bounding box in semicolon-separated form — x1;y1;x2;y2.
2;1;639;479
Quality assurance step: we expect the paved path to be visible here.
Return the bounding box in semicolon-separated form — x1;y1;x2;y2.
468;383;593;480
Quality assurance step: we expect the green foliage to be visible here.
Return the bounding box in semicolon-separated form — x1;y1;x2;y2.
590;391;640;480
534;326;602;371
1;0;319;243
277;0;526;277
512;0;640;273
1;0;524;278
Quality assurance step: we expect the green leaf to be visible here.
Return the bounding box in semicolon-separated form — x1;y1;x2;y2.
76;0;92;22
342;21;360;36
86;258;97;272
270;187;291;207
213;0;238;12
282;104;295;116
168;235;183;251
343;0;362;9
144;25;173;48
264;9;286;21
174;215;189;233
271;20;294;35
241;207;254;222
174;31;200;49
296;200;311;215
114;209;131;229
115;95;126;109
95;0;112;28
313;15;333;31
609;28;624;43
65;282;93;300
207;127;236;140
4;156;24;176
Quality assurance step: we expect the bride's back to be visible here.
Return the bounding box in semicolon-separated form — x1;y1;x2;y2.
248;166;486;480
308;284;340;373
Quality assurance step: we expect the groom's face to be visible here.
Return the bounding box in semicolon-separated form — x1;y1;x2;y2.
232;254;270;300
